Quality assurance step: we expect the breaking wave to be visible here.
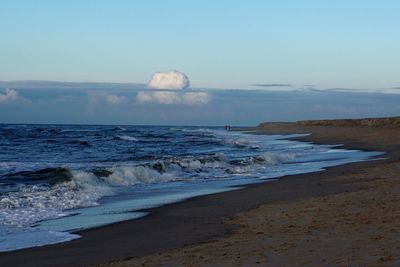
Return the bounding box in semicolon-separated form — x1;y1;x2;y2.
0;171;112;228
0;151;296;228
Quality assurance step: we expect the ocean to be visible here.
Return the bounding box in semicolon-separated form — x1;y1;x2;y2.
0;124;382;252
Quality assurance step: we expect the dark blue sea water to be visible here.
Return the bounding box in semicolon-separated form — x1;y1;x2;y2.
0;124;382;251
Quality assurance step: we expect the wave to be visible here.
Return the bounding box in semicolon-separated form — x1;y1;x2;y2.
0;162;179;228
65;140;91;146
116;135;138;141
0;171;112;228
230;152;296;167
180;128;211;133
91;153;228;186
230;139;260;149
254;152;296;164
3;167;73;186
207;130;261;149
114;126;126;131
0;150;297;229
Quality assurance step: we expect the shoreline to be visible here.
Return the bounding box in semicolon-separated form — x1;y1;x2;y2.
1;121;399;266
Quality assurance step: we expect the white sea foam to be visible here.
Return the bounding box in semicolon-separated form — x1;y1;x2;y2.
254;152;297;164
0;171;113;228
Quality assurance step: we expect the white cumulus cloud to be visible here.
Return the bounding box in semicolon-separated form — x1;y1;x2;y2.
0;88;18;103
138;70;209;105
147;70;190;90
136;91;210;106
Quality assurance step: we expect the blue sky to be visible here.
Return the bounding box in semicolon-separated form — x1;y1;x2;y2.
1;0;399;88
0;1;399;125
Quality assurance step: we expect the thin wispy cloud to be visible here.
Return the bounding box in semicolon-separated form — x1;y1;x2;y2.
321;87;400;94
250;84;292;88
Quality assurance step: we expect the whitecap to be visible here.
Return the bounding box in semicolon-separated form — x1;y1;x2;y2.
116;135;138;141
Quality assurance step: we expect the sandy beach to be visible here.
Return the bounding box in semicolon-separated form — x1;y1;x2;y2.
1;118;400;266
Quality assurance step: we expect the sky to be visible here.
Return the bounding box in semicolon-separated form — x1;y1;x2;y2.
0;1;399;125
1;0;399;88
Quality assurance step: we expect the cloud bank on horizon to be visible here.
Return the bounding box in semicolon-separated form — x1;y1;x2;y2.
135;70;210;105
1;81;400;125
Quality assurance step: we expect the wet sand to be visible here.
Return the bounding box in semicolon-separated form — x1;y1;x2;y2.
1;119;400;266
